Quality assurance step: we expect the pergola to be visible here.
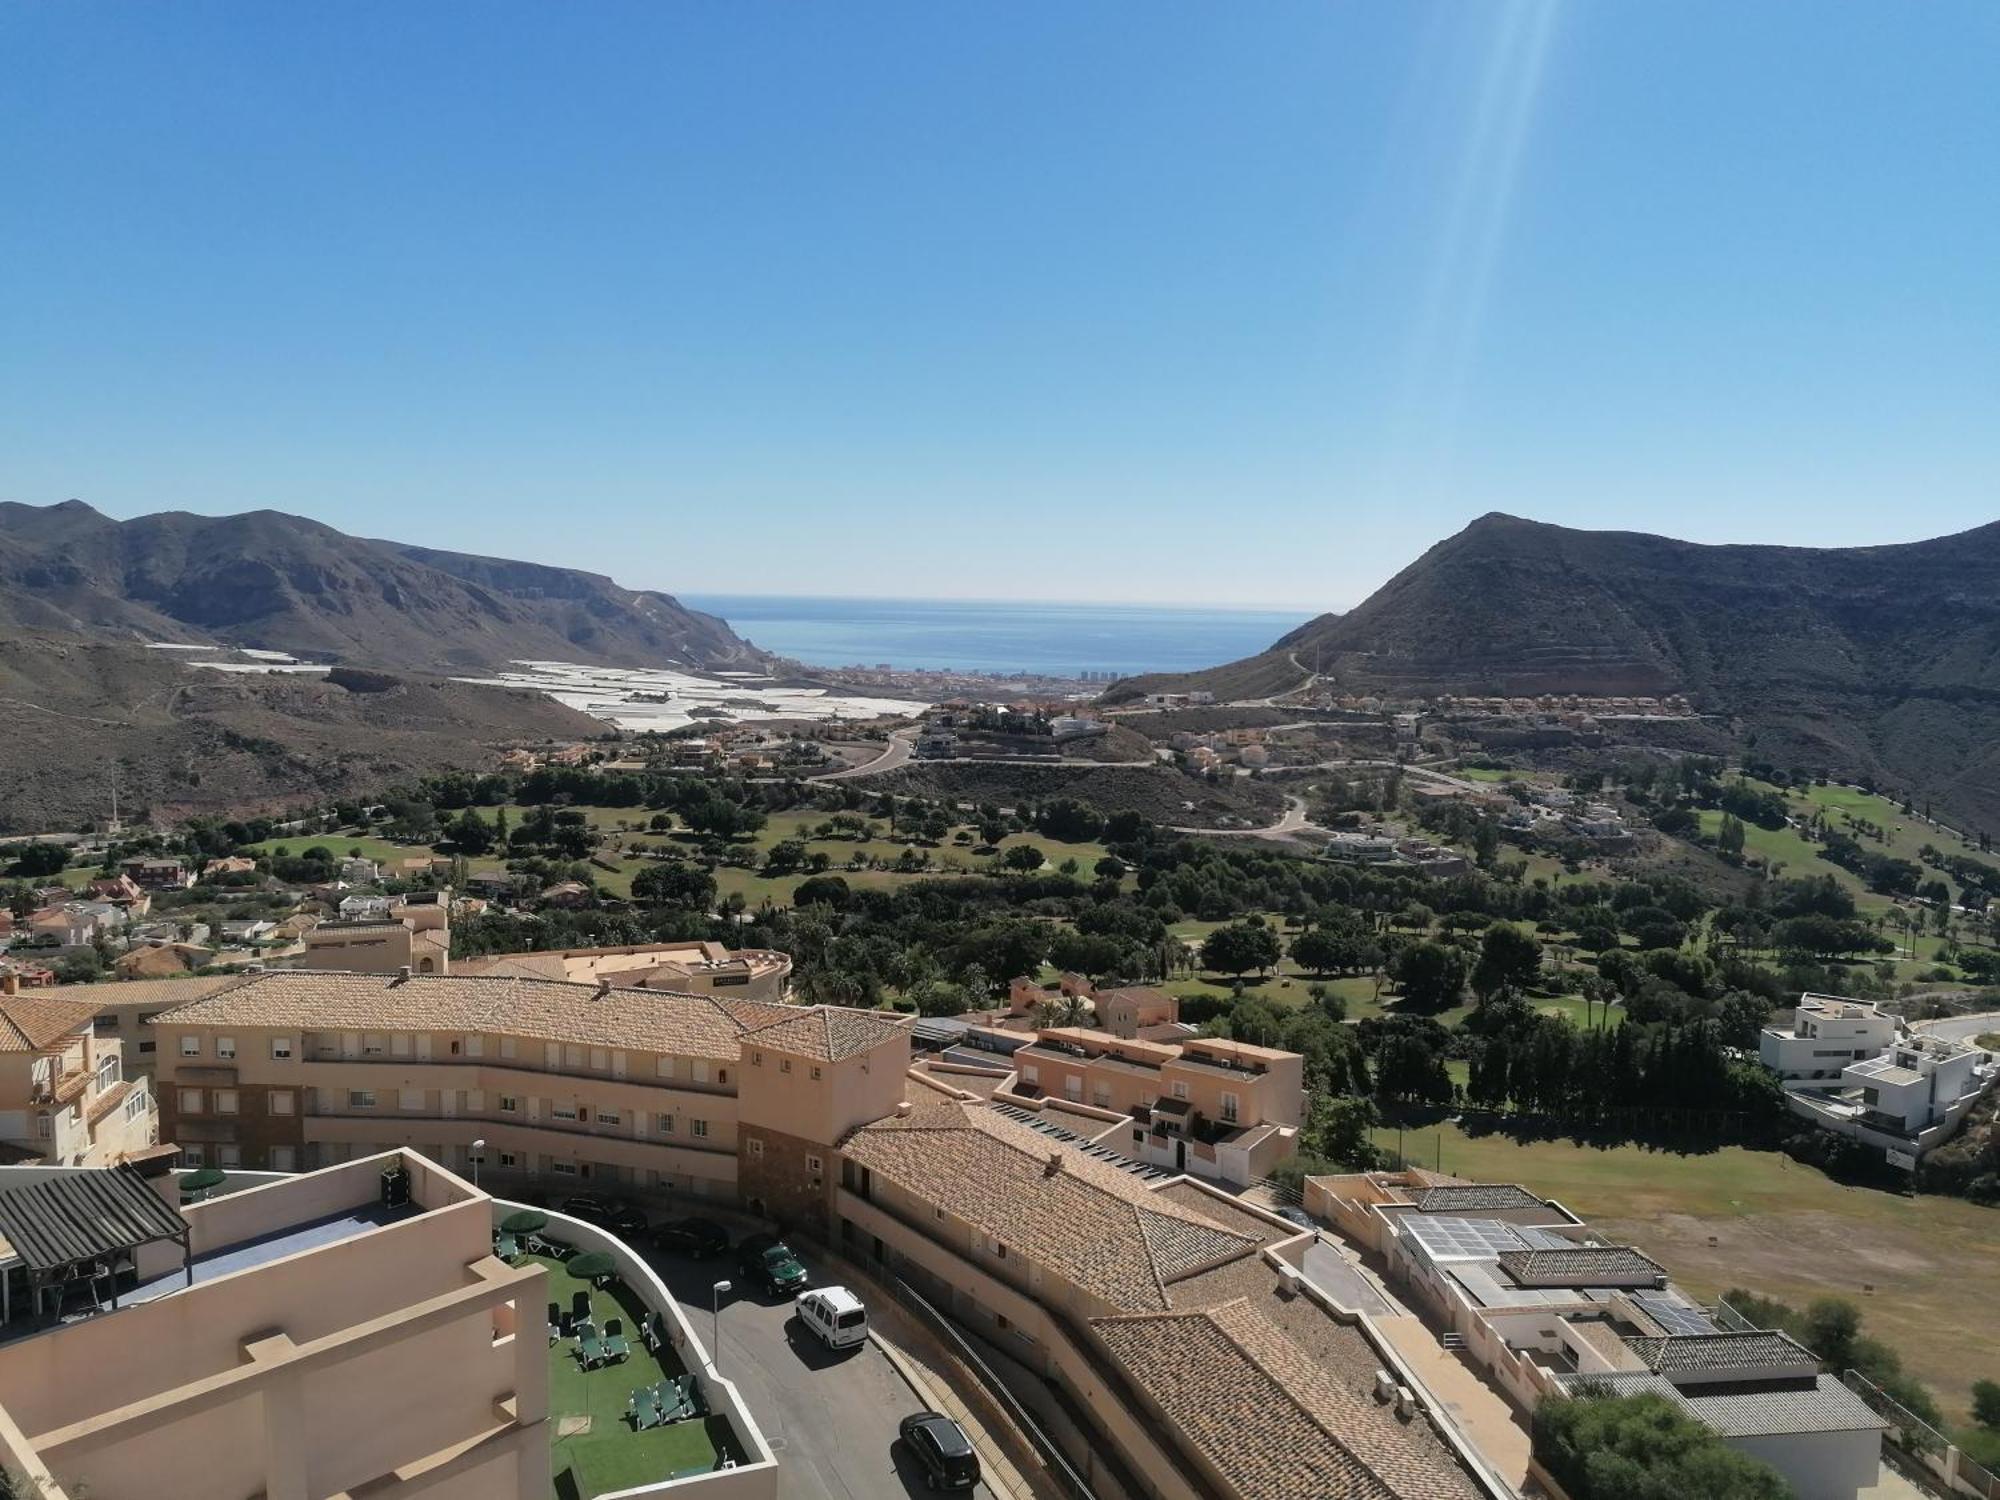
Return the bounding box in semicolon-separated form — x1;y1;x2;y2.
0;1164;192;1325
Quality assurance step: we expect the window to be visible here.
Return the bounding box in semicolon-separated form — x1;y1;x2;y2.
590;1048;608;1071
1022;1064;1039;1086
218;1145;241;1168
182;1146;206;1168
465;1036;483;1057
690;1061;710;1085
124;1092;148;1122
269;1091;294;1116
96;1055;120;1092
551;1161;578;1176
806;1153;822;1175
348;1090;376;1109
780;1058;792;1074
399;1089;424;1111
499;1095;519;1113
598;1109;621;1127
811;1065;822;1081
499;1036;517;1060
138;1040;156;1055
655;1057;674;1079
498;1151;518;1168
551;1103;579;1122
391;1034;412;1057
564;1045;584;1069
1172;1081;1189;1101
270;1037;294;1060
1093;1085;1112;1109
752;1050;764;1067
179;1089;203;1113
35;1115;51;1140
691;1119;709;1138
215;1037;236;1060
363;1034;387;1057
748;1138;764;1158
215;1090;239;1115
1220;1091;1240;1124
271;1146;296;1171
180;1036;201;1058
718;1068;728;1084
655;1113;675;1135
94;1014;119;1034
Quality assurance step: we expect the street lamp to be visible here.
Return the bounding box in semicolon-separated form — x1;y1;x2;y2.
711;1280;732;1372
470;1138;486;1188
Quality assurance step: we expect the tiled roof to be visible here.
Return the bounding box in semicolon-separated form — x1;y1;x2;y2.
1682;1375;1888;1437
1412;1184;1544;1213
744;1005;910;1062
1625;1331;1820;1375
0;994;104;1052
50;975;249;1010
840;1094;1258;1311
1496;1246;1664;1286
144;970;821;1063
1092;1299;1482;1500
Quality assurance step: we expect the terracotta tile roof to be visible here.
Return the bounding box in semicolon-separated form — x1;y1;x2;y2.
144;970;819;1063
744;1005;911;1062
50;975;250;1011
86;1079;133;1125
840;1094;1259;1311
0;995;104;1053
1092;1299;1483;1500
1412;1184;1544;1214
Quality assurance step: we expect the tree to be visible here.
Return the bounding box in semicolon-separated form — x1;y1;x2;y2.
629;862;717;911
1389;940;1470;1012
1972;1379;2000;1430
1201;921;1282;977
446;808;495;855
1472;924;1543;1001
1299;1093;1380;1169
1000;844;1046;873
791;874;851;910
2;843;68;879
1533;1391;1792;1500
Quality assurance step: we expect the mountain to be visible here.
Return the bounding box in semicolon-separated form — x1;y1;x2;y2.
1113;513;2000;832
0;500;765;672
0;633;609;833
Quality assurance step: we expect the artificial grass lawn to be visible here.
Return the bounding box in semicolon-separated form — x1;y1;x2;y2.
527;1256;740;1500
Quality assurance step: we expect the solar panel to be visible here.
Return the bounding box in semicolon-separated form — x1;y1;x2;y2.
1633;1294;1716;1336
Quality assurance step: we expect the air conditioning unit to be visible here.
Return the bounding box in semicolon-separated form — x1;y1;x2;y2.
1373;1370;1396;1403
1394;1385;1417;1419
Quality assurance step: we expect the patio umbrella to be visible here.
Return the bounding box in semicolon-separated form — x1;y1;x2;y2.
178;1167;227;1193
565;1250;616;1281
500;1209;548;1235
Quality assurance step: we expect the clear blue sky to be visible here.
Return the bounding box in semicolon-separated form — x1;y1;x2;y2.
3;2;1995;610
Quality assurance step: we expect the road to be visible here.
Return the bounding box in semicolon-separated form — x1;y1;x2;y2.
645;1243;997;1500
1913;1011;2000;1046
811;728;915;781
1171;794;1315;840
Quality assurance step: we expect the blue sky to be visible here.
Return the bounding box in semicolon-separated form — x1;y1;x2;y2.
2;2;1995;610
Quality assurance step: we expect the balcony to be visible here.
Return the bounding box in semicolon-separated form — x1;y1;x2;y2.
293;1046;735;1098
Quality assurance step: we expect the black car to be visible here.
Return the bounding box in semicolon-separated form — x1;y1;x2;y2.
735;1231;809;1295
653;1217;730;1259
898;1411;980;1492
559;1194;648;1236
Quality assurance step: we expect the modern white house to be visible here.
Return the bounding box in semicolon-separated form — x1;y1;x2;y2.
1761;994;1997;1165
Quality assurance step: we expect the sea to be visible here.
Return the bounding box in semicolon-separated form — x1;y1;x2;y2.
678;595;1309;679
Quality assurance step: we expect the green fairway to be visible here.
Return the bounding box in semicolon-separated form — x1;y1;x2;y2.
528;1255;741;1499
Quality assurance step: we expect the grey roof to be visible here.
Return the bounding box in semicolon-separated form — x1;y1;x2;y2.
1412;1184;1545;1213
1497;1246;1665;1286
1625;1331;1820;1375
1683;1376;1889;1437
0;1165;189;1273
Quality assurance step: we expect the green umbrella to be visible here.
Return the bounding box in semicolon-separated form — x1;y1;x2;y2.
565;1250;616;1281
179;1167;227;1192
500;1209;548;1235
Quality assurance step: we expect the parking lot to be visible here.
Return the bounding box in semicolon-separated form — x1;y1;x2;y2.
642;1239;998;1500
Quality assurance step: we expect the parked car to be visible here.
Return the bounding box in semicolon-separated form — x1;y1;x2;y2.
898;1411;981;1491
559;1194;648;1236
735;1232;808;1295
794;1286;867;1350
653;1217;731;1259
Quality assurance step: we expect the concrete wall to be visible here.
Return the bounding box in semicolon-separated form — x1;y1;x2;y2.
1727;1427;1881;1500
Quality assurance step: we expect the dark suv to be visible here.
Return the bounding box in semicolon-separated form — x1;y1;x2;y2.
559;1194;648;1236
735;1232;808;1295
653;1217;731;1259
898;1411;980;1491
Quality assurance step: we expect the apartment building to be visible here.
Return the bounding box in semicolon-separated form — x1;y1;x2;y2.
456;940;792;1002
833;1083;1499;1500
0;1149;547;1500
1306;1169;1887;1500
0;984;156;1168
1004;1025;1304;1185
147;971;893;1195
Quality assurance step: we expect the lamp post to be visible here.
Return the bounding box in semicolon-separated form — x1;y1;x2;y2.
711;1280;731;1373
470;1138;486;1188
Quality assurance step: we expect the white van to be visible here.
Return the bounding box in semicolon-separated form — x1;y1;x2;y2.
795;1286;868;1350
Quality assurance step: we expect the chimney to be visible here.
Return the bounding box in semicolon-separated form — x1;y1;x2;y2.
596;978;611;999
391;964;411;985
1044;1151;1064;1178
2;973;17;997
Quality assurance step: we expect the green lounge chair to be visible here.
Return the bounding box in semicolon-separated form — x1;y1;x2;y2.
627;1386;662;1430
495;1233;520;1259
602;1317;631;1362
578;1333;605;1369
